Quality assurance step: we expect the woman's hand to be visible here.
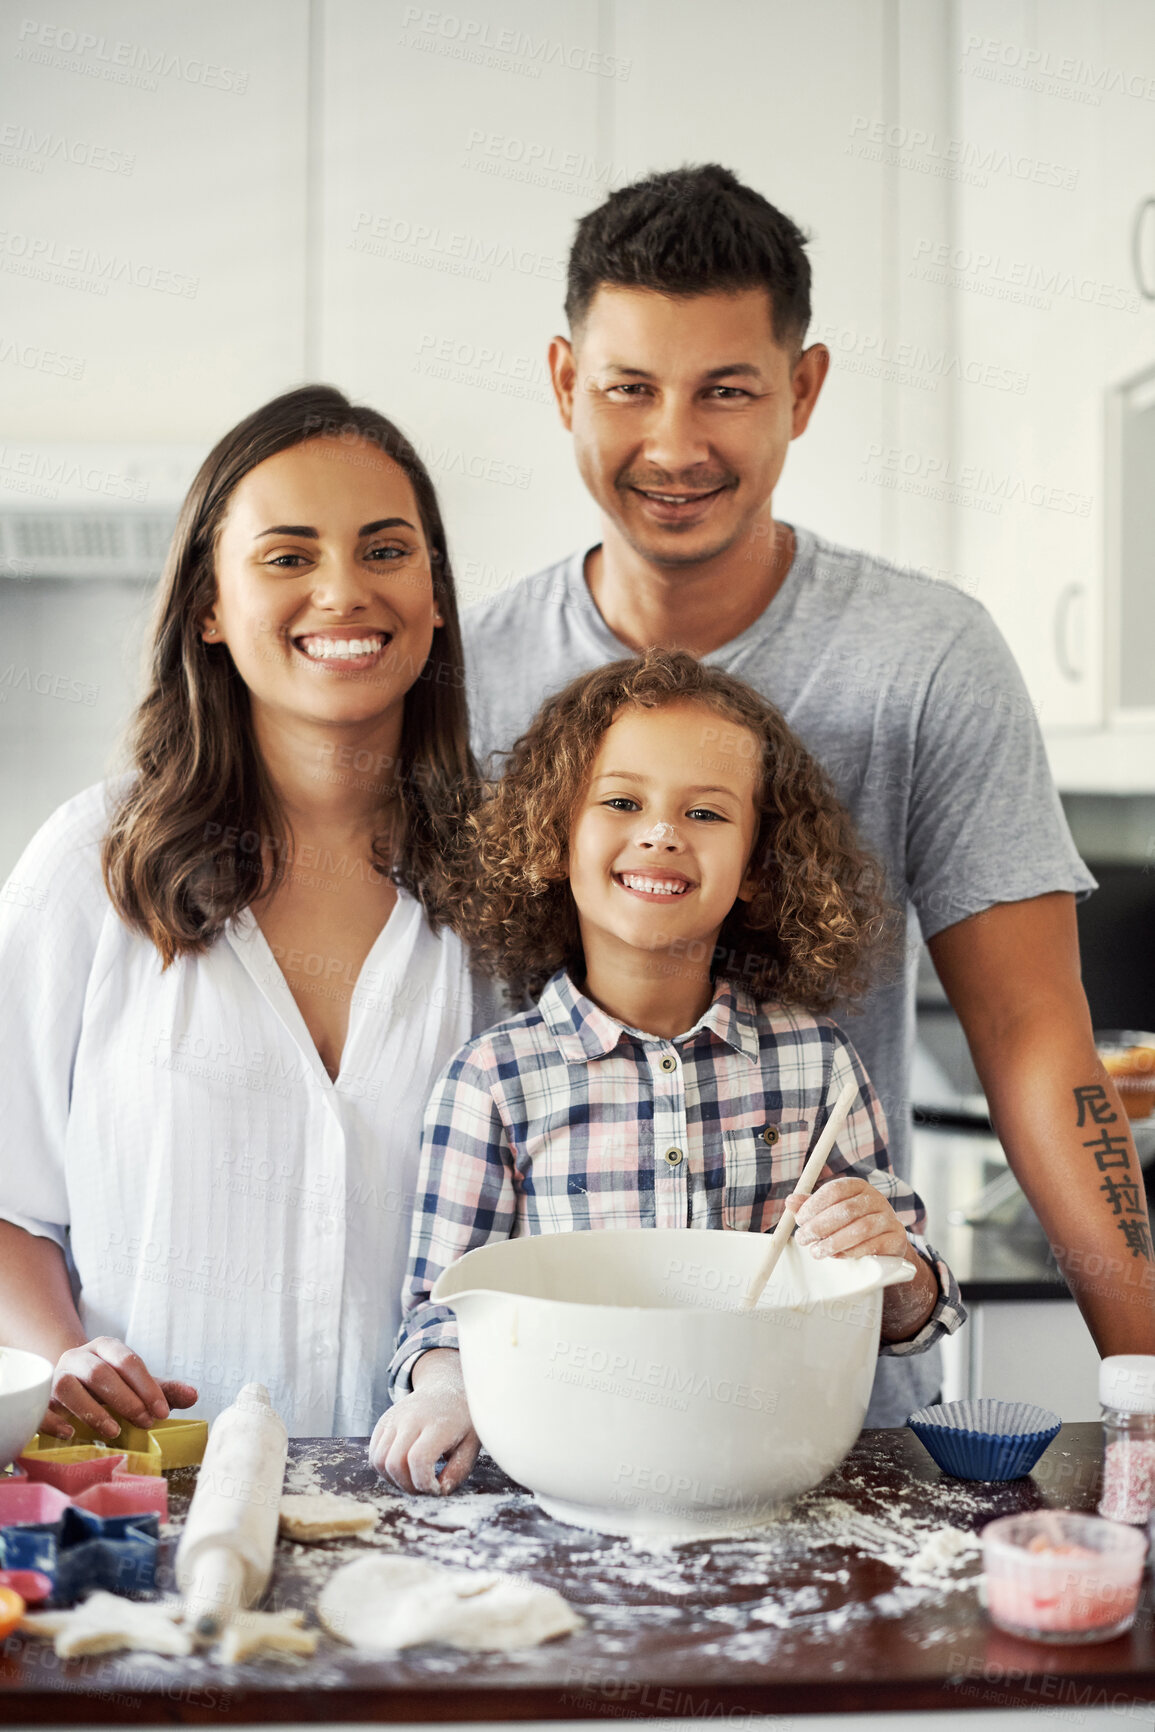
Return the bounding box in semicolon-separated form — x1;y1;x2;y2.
368;1348;479;1495
43;1337;199;1441
791;1176;909;1260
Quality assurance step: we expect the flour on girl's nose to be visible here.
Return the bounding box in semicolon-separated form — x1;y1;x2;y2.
635;821;680;844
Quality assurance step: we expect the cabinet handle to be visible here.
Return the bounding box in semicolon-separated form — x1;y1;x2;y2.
1133;197;1155;301
1054;583;1084;682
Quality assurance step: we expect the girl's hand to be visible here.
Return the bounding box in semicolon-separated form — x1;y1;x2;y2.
369;1348;479;1496
790;1176;909;1260
43;1337;198;1441
789;1178;939;1342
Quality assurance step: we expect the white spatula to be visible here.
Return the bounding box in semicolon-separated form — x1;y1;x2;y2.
739;1076;860;1310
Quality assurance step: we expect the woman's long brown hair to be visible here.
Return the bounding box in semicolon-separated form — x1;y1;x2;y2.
102;385;476;964
452;650;897;1011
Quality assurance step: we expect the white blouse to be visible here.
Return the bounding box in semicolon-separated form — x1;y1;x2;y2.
0;782;501;1437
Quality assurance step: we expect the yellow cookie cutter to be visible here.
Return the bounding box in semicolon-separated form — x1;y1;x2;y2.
24;1415;208;1475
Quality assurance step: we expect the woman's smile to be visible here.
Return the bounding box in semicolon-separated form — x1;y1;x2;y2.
291;627;394;671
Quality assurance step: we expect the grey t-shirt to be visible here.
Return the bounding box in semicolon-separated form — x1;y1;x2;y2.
461;525;1096;1423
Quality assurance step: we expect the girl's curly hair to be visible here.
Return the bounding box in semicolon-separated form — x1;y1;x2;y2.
455;649;898;1010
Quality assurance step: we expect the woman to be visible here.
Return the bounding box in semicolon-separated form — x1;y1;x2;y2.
0;384;497;1439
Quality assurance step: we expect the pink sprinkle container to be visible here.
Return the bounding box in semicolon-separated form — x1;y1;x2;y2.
983;1511;1147;1644
1099;1355;1155;1525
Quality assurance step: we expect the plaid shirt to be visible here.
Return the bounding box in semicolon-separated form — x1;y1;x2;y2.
389;970;964;1394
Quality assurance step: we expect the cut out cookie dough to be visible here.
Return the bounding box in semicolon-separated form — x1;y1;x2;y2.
20;1592;193;1658
319;1554;583;1652
217;1607;318;1663
278;1493;378;1542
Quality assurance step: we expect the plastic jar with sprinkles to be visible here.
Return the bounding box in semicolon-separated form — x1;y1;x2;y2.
1099;1355;1155;1524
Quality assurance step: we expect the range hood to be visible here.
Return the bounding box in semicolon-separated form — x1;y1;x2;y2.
0;443;204;580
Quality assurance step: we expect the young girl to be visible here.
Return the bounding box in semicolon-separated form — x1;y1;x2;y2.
0;384;500;1440
370;650;963;1494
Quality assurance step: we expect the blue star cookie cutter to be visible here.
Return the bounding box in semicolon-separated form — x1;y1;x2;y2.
0;1506;159;1602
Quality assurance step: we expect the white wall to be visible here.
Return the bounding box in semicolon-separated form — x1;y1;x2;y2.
3;0;1155;868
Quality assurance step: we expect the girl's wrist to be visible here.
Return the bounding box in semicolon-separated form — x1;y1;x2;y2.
880;1248;938;1341
411;1347;463;1392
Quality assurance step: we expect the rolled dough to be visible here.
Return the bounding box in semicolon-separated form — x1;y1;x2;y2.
278;1493;378;1542
217;1607;318;1663
19;1592;193;1658
318;1554;583;1652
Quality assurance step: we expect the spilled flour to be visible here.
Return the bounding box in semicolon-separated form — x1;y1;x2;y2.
265;1432;989;1671
15;1433;1042;1697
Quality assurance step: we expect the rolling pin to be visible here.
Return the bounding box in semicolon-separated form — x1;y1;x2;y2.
174;1383;287;1639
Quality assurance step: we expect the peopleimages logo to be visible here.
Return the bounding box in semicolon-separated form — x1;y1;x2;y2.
961;33;1155;104
909;238;1139;315
814;320;1029;396
0;335;85;380
859;442;1093;519
398;7;631;79
0;122;134;175
847;116;1079;190
349;211;564;284
0;231;199;299
0;445;148;501
15;17;249;92
461;129;635;199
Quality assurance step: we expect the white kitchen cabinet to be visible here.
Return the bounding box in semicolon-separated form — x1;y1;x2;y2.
608;0;957;575
607;0;1155;758
315;0;605;602
950;0;1155;743
0;1;309;441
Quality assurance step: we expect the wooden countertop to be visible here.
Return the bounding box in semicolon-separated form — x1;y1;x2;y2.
3;1422;1153;1720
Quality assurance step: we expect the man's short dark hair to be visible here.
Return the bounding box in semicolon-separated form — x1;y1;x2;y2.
564;164;812;352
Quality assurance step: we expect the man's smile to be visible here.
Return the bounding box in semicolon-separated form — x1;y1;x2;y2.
627;483;733;525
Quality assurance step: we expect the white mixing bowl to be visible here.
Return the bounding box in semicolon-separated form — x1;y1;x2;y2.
433;1229;915;1537
0;1346;53;1470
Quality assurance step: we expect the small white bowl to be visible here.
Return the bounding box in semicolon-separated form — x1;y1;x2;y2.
0;1346;53;1470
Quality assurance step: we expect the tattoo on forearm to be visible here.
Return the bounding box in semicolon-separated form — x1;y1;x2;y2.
1073;1083;1153;1261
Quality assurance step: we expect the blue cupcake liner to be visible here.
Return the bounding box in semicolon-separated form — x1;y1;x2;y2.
907;1398;1061;1481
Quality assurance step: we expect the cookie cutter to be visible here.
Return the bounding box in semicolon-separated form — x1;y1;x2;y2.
0;1507;159;1602
16;1449;125;1495
73;1479;168;1521
20;1436;161;1478
0;1470;167;1527
0;1482;70;1528
22;1414;207;1475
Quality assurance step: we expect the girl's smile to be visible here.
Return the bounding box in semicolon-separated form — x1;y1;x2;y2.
615;869;693;899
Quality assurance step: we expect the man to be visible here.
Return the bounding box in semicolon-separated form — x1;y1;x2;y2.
461;163;1155;1423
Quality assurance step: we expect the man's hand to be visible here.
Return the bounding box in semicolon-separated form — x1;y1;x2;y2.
368;1348;479;1496
44;1337;198;1440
